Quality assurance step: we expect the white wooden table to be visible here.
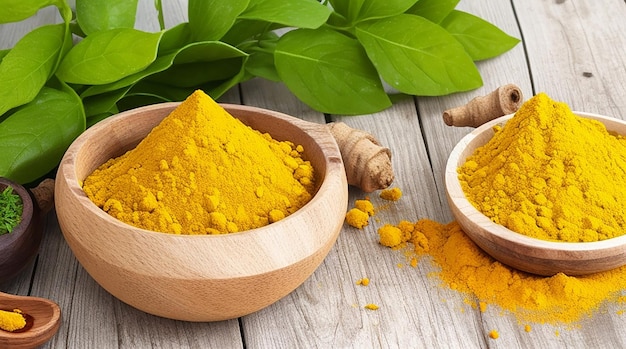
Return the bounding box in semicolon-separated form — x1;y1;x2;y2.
2;1;626;348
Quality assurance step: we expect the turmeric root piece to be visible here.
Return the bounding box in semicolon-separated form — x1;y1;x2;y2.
327;122;394;193
31;178;55;213
443;84;523;128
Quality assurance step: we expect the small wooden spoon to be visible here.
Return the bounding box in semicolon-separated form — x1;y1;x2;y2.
0;291;61;348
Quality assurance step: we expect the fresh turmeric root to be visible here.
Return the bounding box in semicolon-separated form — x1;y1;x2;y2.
443;84;523;128
327;122;394;193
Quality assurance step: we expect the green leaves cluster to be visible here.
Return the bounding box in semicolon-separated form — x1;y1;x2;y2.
0;187;23;235
0;0;519;184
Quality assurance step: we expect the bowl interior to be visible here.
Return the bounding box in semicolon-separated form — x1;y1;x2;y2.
445;112;626;275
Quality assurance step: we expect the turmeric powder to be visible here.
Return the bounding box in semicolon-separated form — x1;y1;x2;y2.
345;199;374;229
379;187;402;201
0;309;26;332
83;90;315;234
380;218;626;325
459;93;626;242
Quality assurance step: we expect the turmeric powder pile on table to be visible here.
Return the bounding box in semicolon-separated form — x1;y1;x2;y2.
83;90;315;234
459;93;626;242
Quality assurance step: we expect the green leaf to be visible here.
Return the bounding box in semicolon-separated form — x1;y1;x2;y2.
275;28;391;115
0;0;64;23
188;0;249;41
158;22;192;54
241;32;280;82
0;84;85;184
246;50;280;82
0;23;66;116
146;41;248;88
406;0;459;23
441;10;519;61
83;85;132;118
56;28;163;85
221;19;279;46
82;40;246;99
76;0;139;35
355;14;482;96
239;0;331;29
80;50;180;98
329;0;418;24
0;49;10;63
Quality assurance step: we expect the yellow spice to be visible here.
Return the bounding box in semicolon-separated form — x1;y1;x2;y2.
459;93;626;242
83;90;315;235
356;277;370;286
354;199;375;216
380;219;626;325
364;303;379;310
0;309;26;332
345;208;370;229
380;187;402;201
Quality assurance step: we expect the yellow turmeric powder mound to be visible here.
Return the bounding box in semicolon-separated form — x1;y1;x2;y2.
83;90;315;234
354;199;375;216
0;309;26;332
382;219;626;325
379;187;402;201
345;208;369;229
459;93;626;242
488;330;499;339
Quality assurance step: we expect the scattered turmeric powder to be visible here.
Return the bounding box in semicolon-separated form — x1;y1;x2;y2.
459;92;626;242
345;199;375;229
354;199;375;216
345;208;369;229
379;218;626;325
379;187;402;201
356;277;370;286
377;224;404;247
479;301;487;313
524;324;532;333
364;303;379;310
83;90;315;234
488;330;499;339
0;309;26;332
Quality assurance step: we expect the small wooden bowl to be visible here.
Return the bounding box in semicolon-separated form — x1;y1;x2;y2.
445;112;626;276
55;103;348;321
0;178;42;283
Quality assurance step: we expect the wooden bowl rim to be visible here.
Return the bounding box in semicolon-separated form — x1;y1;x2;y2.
58;102;345;241
445;111;626;257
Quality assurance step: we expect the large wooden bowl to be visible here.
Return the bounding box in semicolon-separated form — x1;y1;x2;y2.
55;103;348;321
445;112;626;276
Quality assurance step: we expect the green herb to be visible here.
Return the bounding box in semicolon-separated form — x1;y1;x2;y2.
0;0;519;184
0;186;23;235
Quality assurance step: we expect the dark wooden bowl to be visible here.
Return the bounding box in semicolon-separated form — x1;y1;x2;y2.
0;177;42;283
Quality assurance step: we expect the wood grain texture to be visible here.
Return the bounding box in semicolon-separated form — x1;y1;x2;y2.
1;0;626;348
